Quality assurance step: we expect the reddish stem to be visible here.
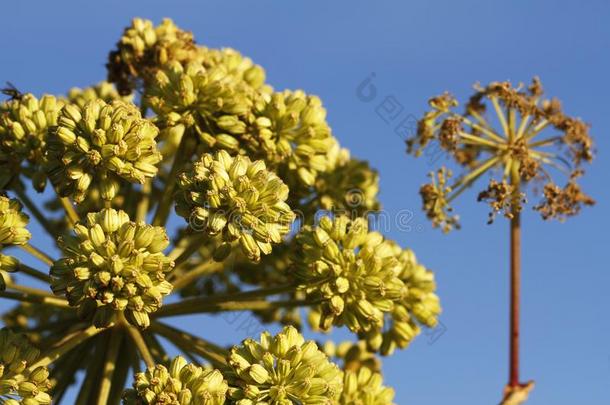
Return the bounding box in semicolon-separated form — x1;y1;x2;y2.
509;205;521;387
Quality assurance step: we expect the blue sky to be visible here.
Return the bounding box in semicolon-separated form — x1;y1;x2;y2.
1;1;609;404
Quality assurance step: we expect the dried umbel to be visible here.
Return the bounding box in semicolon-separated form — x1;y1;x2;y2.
0;17;440;404
46;99;162;203
0;93;63;190
0;329;51;405
226;326;343;404
419;167;458;233
407;78;595;228
50;208;174;328
123;356;227;405
175;150;295;262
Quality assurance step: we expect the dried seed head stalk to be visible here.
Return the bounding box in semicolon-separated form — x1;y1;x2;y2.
407;78;595;229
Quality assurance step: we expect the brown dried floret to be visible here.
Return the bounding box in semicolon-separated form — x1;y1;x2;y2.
535;180;595;220
439;117;462;151
477;179;525;224
420;167;459;233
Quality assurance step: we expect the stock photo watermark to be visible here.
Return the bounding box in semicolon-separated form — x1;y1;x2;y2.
355;72;446;167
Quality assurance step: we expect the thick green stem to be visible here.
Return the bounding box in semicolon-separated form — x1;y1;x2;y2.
19;243;55;266
14;184;57;237
15;263;52;284
150;321;227;367
169;233;209;267
156;297;311;318
152;133;195;227
0;289;70;308
124;323;155;369
29;325;103;370
170;260;224;290
59;197;80;226
136;180;152;223
97;327;123;405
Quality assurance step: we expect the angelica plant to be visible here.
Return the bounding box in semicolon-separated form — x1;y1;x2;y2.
0;18;441;404
406;79;594;404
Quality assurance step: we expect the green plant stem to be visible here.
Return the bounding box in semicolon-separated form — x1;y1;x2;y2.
7;282;55;298
124;323;155;368
19;243;55;266
136;180;152;223
142;331;168;366
0;289;70;308
59;197;80;226
169;232;208;267
29;325;103;370
49;338;92;403
156;296;311;318
150;321;227;367
76;333;108;405
159;283;297;314
16;262;52;284
170;260;224;289
152;133;195;227
97;327;123;405
14;183;57;237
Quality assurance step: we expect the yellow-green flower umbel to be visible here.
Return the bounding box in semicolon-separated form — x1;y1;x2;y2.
0;195;31;291
247;90;337;189
145;61;257;154
67;81;132;108
361;244;441;355
339;367;395;405
46;99;162;203
227;326;343;404
294;216;406;334
0;93;63;190
175;150;296;262
107;18;199;95
0;328;51;405
50;208;174;328
122;356;227;405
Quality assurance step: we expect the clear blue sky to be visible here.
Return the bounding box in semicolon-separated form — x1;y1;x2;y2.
1;1;609;404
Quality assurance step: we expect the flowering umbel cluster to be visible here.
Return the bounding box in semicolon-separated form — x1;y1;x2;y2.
407;78;595;231
0;17;437;404
123;356;227;405
0;329;51;405
0;195;31;290
50;208;174;328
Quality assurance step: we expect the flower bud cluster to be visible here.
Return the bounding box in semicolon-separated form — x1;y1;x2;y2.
294;216;407;334
50;208;174;328
123;356;227;405
0;329;51;405
175;150;295;262
46;99;162;203
145;61;256;154
67;81;132;108
0;195;31;290
227;326;343;404
0;93;63;190
108;18;199;95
